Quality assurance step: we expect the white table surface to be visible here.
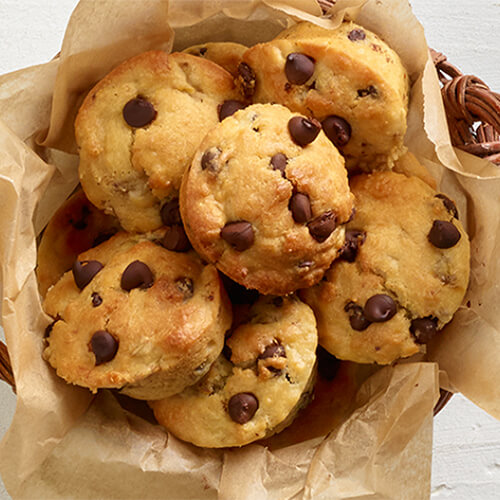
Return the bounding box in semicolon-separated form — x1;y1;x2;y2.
0;1;499;499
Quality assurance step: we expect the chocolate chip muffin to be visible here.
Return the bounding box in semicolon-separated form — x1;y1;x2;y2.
43;231;231;399
150;295;318;448
301;171;470;364
76;50;241;232
37;189;121;297
180;103;354;295
183;42;247;77
241;21;410;172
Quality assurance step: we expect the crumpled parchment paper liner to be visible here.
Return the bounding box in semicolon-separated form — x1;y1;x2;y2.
0;0;496;498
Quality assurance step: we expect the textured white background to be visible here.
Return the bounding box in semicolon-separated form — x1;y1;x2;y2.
0;1;499;499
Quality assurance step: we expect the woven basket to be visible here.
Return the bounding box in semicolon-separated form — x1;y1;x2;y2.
1;3;499;417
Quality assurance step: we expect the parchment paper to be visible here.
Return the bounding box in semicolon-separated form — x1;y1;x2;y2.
0;0;497;498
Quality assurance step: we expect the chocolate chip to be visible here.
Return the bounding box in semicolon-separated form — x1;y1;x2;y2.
228;393;259;424
123;97;157;128
428;220;461;249
435;194;459;219
288;116;321;146
90;330;118;365
338;230;366;262
218;100;246;121
307;210;337;242
317;346;340;380
322;115;352;148
363;294;397;323
121;261;154;291
72;260;103;290
221;221;255;251
175;277;194;299
348;28;366;41
160;198;181;226
357;86;378;98
270;153;287;177
344;302;371;331
258;342;286;360
285;53;315;85
289;193;312;223
201;147;221;172
162;225;191;252
410;317;439;344
237;62;256;99
198;47;207;56
91;292;102;307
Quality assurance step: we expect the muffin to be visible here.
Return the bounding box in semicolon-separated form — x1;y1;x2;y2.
43;231;231;399
180;103;354;295
241;21;410;172
302;171;470;364
150;295;318;448
76;50;241;232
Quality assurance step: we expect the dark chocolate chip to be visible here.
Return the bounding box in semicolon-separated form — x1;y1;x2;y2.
288;116;321;146
123;97;157;128
160;198;181;226
175;277;194;299
435;194;459;219
218;100;246;121
258;342;286;360
91;292;103;307
91;330;119;365
357;86;378;98
338;230;366;262
285;53;315;85
121;261;154;291
410;317;439;344
270;153;288;177
428;220;461;249
307;210;337;242
221;221;255;251
228;392;259;424
198;47;208;56
322;115;352;148
238;62;256;99
162;225;191;252
201;148;221;172
72;260;103;290
317;346;341;380
344;302;371;331
363;294;397;323
221;274;259;305
289;193;312;223
348;28;366;41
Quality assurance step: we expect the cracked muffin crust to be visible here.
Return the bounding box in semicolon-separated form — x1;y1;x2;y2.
76;50;240;232
43;231;231;399
301;171;470;364
183;42;247;78
36;189;121;297
180;103;354;295
241;21;410;172
150;295;318;448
